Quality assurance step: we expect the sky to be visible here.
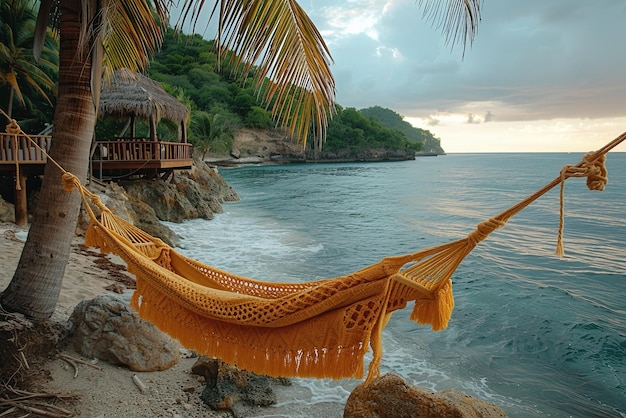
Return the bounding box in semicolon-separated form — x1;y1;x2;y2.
176;0;626;153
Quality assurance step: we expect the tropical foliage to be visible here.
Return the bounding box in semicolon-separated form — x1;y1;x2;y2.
324;106;421;153
0;0;58;130
360;106;444;154
189;110;237;158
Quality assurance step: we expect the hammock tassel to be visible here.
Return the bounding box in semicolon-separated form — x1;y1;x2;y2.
410;279;454;332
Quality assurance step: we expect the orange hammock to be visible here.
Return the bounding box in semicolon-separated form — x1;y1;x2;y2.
4;111;624;383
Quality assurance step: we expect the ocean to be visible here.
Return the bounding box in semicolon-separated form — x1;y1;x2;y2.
165;152;626;417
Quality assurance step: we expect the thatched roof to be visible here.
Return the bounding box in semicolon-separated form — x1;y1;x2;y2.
98;69;189;125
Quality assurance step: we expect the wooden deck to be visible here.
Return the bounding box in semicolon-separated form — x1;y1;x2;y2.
0;134;193;177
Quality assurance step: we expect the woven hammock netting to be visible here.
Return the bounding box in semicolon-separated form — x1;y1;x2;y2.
4;113;625;383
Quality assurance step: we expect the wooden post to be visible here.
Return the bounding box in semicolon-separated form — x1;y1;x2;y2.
14;172;28;226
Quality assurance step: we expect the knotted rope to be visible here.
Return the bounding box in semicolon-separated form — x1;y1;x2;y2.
5;119;22;191
555;152;608;257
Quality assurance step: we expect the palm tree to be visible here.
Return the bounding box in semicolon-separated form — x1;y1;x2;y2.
189;111;235;159
0;0;481;319
0;0;57;117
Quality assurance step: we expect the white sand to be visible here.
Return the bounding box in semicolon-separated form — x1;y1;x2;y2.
0;224;345;418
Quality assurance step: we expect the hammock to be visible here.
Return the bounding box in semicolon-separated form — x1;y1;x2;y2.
4;111;624;383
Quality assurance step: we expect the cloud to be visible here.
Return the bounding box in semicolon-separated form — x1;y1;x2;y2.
304;0;626;124
172;0;626;152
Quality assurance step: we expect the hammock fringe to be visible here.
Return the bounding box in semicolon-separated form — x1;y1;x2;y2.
130;277;368;379
410;280;454;331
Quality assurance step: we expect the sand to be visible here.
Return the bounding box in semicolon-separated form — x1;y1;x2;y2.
0;223;345;418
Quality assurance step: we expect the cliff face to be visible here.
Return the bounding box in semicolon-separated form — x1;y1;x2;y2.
206;128;416;166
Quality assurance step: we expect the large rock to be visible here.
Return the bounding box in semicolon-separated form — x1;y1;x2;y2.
69;295;180;372
344;373;507;418
0;195;15;223
79;181;180;247
121;155;239;223
199;358;278;418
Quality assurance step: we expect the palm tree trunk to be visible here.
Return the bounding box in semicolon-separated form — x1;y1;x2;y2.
0;0;96;319
7;88;14;117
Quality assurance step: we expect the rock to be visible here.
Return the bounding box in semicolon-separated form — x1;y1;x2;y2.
200;360;277;418
121;155;239;223
230;148;241;159
344;373;507;418
0;195;15;223
69;295;180;372
79;181;180;247
191;356;219;386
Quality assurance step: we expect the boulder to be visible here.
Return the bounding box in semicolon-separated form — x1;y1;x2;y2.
79;181;180;247
69;295;180;372
200;359;277;418
121;156;239;223
0;195;15;223
344;373;507;418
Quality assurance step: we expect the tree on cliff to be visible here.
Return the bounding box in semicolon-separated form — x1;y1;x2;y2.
0;0;481;319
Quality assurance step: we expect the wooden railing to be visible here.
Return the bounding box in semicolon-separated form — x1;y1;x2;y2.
0;133;51;163
92;140;192;162
0;134;192;165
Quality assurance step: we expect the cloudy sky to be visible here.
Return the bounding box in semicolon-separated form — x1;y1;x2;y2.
179;1;626;153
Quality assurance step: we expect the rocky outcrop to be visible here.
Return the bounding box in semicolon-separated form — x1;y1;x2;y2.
0;195;15;223
69;295;180;372
78;156;239;246
80;180;181;246
120;155;239;222
344;373;507;418
198;357;282;418
207;128;416;166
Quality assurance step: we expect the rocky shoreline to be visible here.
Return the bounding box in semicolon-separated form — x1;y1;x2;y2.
204;128;427;167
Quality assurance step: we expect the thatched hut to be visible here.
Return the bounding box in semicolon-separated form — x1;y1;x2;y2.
98;69;189;142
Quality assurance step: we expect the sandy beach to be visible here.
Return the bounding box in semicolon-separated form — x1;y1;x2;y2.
0;223;345;418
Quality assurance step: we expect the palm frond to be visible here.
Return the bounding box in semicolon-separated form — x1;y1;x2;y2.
33;0;54;62
179;0;336;147
99;0;167;78
418;0;482;54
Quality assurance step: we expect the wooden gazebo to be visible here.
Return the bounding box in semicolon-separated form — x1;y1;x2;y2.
92;69;193;179
98;68;189;142
1;70;194;223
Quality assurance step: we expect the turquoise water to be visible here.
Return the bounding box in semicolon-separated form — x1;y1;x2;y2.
167;153;626;417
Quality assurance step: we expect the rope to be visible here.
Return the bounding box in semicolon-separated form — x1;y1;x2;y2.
555;151;608;257
0;109;68;176
5;119;22;191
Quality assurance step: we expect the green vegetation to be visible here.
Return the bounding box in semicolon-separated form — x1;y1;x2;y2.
324;106;421;154
144;31;439;155
0;0;58;132
360;106;444;154
2;24;442;155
